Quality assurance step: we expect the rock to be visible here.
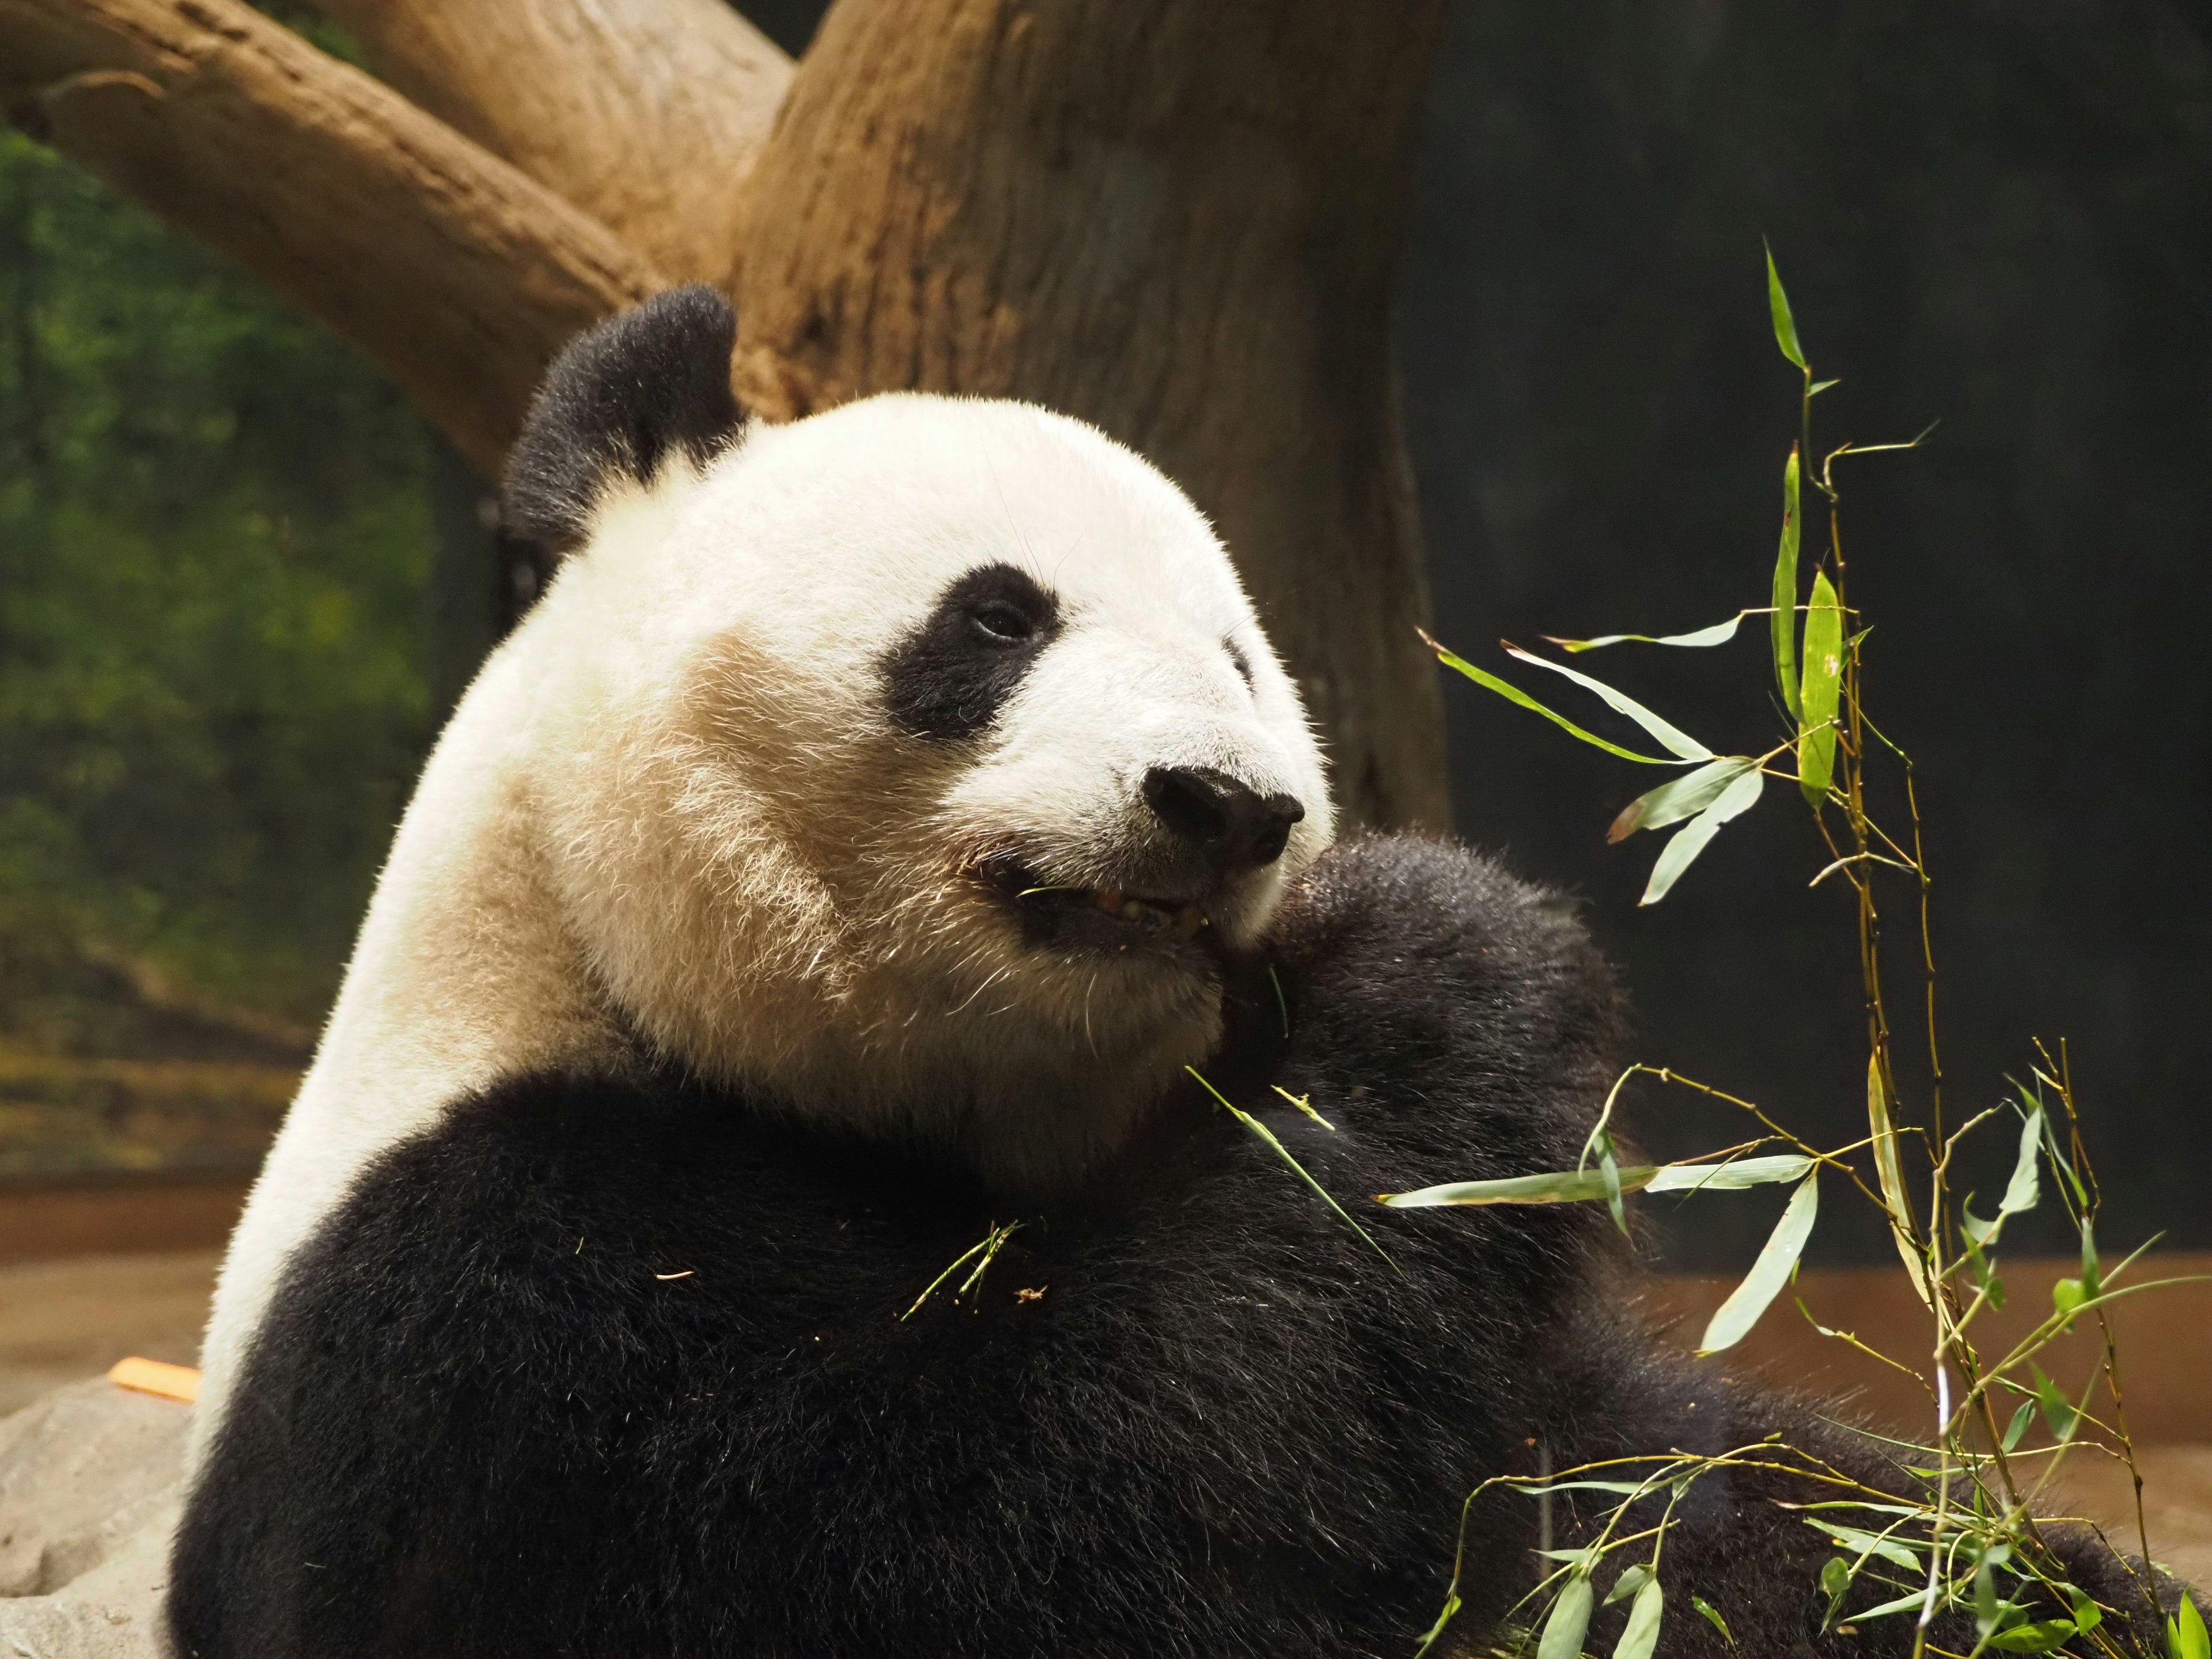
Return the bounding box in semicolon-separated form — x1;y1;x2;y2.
0;1377;185;1659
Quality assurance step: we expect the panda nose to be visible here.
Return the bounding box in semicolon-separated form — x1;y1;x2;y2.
1142;767;1305;874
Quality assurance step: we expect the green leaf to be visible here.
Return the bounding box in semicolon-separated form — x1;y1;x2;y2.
1538;1574;1595;1659
1853;1585;1949;1622
1615;1578;1665;1659
2068;1588;2104;1635
1698;1173;1819;1353
1809;378;1841;396
1537;1549;1603;1567
1766;240;1808;370
1772;448;1804;719
1975;1543;2014;1637
2052;1277;2089;1328
2081;1218;2103;1299
1379;1165;1661;1209
1866;1058;1933;1306
1999;1108;2044;1217
1384;1152;1809;1211
1609;757;1759;843
1605;1565;1653;1606
1642;766;1766;906
1646;1154;1815;1192
1412;1589;1463;1659
1797;570;1843;807
1599;1139;1630;1237
2002;1400;2035;1452
1423;632;1677;765
2031;1362;2079;1444
1504;644;1713;761
2172;1596;2210;1659
1961;1215;2005;1310
1821;1555;1853;1612
1691;1594;1735;1645
1548;614;1748;653
1989;1620;2077;1653
1805;1519;1922;1572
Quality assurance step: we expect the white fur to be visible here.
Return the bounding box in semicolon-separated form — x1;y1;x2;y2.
191;393;1333;1466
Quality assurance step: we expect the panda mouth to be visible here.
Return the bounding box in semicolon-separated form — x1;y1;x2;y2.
980;861;1212;950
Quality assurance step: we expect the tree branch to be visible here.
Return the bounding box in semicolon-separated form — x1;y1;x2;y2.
305;0;794;285
0;0;664;474
734;0;1454;829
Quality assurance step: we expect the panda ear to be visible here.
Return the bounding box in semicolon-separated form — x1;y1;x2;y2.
501;283;745;554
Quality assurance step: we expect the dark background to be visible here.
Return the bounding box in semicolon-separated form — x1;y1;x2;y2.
3;1;2204;1265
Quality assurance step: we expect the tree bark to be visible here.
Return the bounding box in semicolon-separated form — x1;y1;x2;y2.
0;0;662;474
732;0;1453;830
303;0;794;285
2;0;1456;829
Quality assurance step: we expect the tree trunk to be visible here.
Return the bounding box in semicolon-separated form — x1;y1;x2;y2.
732;0;1452;830
0;0;1455;830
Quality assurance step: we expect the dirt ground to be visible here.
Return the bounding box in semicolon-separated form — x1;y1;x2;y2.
3;1251;2207;1586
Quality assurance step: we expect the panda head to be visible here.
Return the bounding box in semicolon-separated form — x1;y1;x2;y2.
499;287;1334;1190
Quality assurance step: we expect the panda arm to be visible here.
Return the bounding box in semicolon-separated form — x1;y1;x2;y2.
1262;834;1629;1188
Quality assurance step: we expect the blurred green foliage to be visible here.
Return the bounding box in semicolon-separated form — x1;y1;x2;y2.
0;130;435;1040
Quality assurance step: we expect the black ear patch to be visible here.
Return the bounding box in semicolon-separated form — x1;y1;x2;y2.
501;284;744;554
880;565;1063;741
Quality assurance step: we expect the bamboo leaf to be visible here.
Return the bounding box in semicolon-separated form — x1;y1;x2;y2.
1609;757;1758;844
1797;569;1843;806
1646;1155;1814;1192
1999;1108;2044;1217
1504;644;1714;760
1539;1575;1595;1659
1866;1058;1933;1306
1697;1173;1819;1353
1692;1595;1735;1645
2002;1400;2035;1452
1379;1165;1661;1209
1766;240;1808;369
2052;1277;2088;1327
1548;613;1748;653
1772;448;1803;718
1616;1578;1665;1659
1642;766;1766;906
1989;1621;2078;1653
1805;1519;1921;1572
1606;1565;1654;1606
1422;631;1678;765
2169;1595;2208;1659
2031;1363;2079;1443
2069;1589;2104;1636
1599;1139;1630;1236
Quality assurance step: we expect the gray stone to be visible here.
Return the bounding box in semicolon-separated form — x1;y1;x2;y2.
0;1378;184;1659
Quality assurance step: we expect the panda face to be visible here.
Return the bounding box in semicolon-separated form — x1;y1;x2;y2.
497;296;1331;1188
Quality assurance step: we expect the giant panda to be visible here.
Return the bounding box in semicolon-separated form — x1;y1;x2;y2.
169;287;2179;1659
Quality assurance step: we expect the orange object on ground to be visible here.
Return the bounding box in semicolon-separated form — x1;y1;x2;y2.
109;1355;200;1403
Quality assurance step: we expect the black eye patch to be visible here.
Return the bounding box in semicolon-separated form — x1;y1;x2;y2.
880;564;1063;741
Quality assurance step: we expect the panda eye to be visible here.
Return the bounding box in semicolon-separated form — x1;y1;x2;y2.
969;601;1038;645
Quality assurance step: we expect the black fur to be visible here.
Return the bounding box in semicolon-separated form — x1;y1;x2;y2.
879;562;1063;741
501;285;744;554
169;839;2184;1659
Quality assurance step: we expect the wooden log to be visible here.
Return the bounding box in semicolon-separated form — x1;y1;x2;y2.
304;0;793;285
